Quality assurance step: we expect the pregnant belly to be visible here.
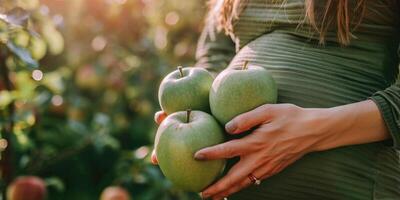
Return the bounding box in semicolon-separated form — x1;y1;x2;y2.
227;31;391;108
225;32;399;199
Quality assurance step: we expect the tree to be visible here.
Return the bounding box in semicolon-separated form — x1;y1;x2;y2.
1;0;207;199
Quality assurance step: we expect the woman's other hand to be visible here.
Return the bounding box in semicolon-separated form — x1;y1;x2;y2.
151;110;168;165
154;110;168;125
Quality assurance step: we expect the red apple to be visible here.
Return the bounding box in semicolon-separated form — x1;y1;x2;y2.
7;176;47;200
100;186;131;200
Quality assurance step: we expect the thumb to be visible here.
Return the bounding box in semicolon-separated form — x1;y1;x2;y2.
151;150;158;165
154;111;167;125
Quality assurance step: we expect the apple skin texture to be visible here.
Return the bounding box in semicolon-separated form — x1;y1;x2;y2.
155;111;225;192
210;65;278;125
158;67;214;114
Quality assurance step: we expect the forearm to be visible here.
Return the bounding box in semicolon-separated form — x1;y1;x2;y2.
312;100;390;152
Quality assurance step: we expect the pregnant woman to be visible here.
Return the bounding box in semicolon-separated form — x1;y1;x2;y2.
153;0;400;199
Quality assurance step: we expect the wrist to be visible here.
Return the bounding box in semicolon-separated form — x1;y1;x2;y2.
308;100;390;152
306;107;350;152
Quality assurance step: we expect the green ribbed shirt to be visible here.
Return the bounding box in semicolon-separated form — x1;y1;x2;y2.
195;0;400;199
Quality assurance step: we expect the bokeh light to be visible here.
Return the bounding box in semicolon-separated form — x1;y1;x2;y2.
154;27;167;49
174;42;188;56
39;5;49;15
52;14;64;26
51;95;63;106
0;139;8;151
32;70;43;81
91;36;107;51
135;146;149;159
165;11;180;26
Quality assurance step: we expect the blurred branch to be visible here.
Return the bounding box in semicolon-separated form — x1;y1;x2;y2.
27;136;93;174
0;46;15;193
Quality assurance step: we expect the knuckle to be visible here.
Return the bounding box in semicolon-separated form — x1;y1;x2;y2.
272;123;284;132
250;137;265;150
260;104;271;111
261;104;277;117
269;122;286;134
284;103;299;111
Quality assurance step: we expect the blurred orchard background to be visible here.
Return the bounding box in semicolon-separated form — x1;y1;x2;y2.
0;0;206;199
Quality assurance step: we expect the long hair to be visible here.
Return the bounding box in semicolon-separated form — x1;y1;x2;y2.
210;0;369;45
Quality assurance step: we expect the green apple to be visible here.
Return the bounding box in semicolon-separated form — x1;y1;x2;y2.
210;61;278;125
7;176;47;200
155;110;225;192
158;67;213;114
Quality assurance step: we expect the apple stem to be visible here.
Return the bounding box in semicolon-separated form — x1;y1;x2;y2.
178;66;184;77
242;61;249;70
186;109;191;123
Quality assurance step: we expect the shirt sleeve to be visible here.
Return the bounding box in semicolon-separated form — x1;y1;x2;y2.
194;17;236;76
370;47;400;149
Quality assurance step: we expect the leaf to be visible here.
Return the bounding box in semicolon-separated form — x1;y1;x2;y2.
6;41;38;69
0;7;30;27
0;91;13;108
45;177;65;192
42;24;64;55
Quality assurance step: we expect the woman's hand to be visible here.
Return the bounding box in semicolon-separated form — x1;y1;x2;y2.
151;111;168;165
196;100;390;200
196;104;329;199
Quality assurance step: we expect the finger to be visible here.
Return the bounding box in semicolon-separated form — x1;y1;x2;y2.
225;104;274;134
154;111;167;125
151;150;158;165
194;139;254;161
212;177;252;200
201;156;257;198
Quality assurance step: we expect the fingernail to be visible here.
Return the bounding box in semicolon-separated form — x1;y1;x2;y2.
225;121;237;133
194;152;205;160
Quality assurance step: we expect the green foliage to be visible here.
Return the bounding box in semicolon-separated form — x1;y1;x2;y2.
0;0;207;199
